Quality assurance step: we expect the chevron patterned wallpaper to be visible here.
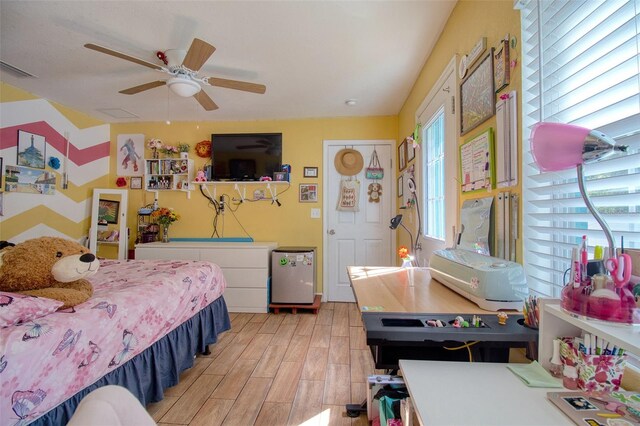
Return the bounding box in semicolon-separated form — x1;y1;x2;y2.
0;87;110;243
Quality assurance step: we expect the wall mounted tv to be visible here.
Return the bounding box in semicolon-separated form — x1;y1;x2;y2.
211;133;282;181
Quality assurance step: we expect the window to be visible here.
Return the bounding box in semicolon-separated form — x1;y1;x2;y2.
422;109;446;240
519;0;640;297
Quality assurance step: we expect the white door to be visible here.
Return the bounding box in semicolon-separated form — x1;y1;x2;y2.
415;57;458;265
323;141;395;302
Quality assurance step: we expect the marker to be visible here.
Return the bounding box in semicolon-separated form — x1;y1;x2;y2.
580;235;588;282
584;334;591;354
595;336;602;355
572;247;581;288
594;245;603;260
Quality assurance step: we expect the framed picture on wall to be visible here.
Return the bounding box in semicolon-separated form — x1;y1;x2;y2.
398;140;407;171
460;49;495;136
397;175;404;197
303;167;318;178
299;183;317;202
17;130;46;169
493;39;510;93
130;176;142;189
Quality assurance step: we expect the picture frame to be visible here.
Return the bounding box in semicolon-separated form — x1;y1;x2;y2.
299;183;318;202
130;176;142;189
397;175;404;197
116;134;144;177
460;49;495;136
98;199;120;224
274;171;289;182
303;166;318;178
493;39;510;93
398;140;407;171
17;130;46;169
406;138;416;162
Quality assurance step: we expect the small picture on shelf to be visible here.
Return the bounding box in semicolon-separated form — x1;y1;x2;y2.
274;171;289;182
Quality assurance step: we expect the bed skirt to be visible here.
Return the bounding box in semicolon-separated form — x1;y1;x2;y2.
30;296;231;425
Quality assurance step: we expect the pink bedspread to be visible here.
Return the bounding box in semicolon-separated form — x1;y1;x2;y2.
0;259;227;425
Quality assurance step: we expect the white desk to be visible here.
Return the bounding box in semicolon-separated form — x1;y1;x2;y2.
399;360;570;425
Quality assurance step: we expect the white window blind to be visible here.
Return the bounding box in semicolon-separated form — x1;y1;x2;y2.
519;0;640;297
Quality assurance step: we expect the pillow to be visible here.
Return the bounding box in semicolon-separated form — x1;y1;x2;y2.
0;292;64;327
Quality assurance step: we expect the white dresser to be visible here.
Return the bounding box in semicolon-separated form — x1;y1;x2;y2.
135;241;278;313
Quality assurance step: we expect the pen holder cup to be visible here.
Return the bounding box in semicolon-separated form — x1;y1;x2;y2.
559;339;627;392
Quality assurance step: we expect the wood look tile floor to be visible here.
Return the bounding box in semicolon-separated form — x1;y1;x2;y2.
147;302;375;425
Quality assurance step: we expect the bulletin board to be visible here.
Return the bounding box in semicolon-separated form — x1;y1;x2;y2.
459;128;495;193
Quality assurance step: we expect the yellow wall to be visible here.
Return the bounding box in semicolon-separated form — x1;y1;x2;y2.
397;0;522;260
111;117;398;289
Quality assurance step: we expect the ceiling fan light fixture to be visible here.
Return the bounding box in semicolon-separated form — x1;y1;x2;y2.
167;77;201;97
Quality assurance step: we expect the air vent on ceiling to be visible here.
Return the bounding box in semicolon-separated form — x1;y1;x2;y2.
0;61;36;78
96;108;140;119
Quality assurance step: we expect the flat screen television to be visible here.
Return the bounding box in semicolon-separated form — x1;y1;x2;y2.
210;133;282;181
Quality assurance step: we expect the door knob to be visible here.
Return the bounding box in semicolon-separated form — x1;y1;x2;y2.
328;229;335;235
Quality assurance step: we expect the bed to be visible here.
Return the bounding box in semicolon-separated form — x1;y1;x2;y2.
0;258;231;426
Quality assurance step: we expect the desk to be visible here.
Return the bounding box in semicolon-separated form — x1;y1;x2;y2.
348;266;535;369
399;360;570;425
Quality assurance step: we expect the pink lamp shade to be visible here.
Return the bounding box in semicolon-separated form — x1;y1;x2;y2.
530;122;591;172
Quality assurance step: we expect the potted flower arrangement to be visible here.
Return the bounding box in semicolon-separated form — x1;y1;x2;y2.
151;207;180;243
398;246;413;267
177;143;190;159
147;138;163;159
161;145;179;157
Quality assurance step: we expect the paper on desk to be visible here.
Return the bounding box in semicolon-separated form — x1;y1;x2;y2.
507;361;563;388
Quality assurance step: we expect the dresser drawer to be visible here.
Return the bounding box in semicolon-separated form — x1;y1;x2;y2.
136;247;200;260
224;288;268;313
222;268;268;289
199;248;269;268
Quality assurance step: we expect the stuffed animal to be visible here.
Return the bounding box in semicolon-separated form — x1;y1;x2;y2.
0;237;98;309
368;182;382;203
194;170;207;182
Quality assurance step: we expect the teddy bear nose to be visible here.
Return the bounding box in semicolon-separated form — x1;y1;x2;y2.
79;253;96;263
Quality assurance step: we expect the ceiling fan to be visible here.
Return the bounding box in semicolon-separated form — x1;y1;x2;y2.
84;38;266;111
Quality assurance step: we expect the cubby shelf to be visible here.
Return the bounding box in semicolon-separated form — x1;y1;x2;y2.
144;158;194;192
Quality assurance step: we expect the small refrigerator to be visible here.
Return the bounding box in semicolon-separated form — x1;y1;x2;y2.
271;247;316;304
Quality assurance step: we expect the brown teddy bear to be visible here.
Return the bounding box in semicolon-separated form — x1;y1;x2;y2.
0;237;98;309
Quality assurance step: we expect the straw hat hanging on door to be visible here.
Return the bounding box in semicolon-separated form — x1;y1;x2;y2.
334;148;364;176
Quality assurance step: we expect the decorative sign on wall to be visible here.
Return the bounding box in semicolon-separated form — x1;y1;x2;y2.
460;50;495;136
459;128;495;193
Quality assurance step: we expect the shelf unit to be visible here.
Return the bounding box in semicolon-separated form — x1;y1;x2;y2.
193;181;290;202
539;299;640;371
144;158;194;192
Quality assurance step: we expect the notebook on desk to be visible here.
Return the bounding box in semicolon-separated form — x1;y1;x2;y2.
547;391;640;425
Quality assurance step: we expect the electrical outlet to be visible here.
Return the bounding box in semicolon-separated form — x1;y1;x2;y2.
219;196;225;214
311;208;321;218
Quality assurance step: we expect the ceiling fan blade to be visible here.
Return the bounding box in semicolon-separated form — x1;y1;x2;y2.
84;43;163;71
207;77;266;94
182;38;216;72
119;81;166;95
194;90;218;111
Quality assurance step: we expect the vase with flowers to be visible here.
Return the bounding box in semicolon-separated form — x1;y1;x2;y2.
177;143;190;159
151;207;180;243
398;245;415;286
160;145;179;158
148;138;163;159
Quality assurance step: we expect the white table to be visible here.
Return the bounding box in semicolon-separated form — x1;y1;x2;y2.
399;360;571;425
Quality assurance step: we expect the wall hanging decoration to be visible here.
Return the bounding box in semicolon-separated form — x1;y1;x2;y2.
459;128;495;192
130;176;142;190
195;140;211;158
336;178;360;212
115;177;127;187
398;140;407;171
460;50;495;136
367;182;382;203
397;175;403;197
4;165;55;194
494;38;510;93
334;148;363;176
48;157;61;170
117;134;144;176
17;130;46;169
299;183;318;202
304;167;318;178
365;148;384;179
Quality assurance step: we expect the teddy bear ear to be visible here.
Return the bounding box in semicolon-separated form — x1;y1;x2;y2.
0;241;15;250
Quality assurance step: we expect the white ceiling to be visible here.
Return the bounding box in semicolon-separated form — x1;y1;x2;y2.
0;1;456;123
